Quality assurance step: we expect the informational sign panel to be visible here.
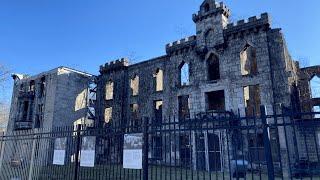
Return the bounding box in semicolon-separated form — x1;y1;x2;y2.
80;136;96;167
53;138;66;165
123;133;143;169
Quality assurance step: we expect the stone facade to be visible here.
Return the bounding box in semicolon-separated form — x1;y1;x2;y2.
96;0;313;126
4;0;320;177
7;66;93;132
94;0;320;174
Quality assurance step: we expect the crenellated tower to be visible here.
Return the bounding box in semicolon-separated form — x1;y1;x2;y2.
193;0;230;52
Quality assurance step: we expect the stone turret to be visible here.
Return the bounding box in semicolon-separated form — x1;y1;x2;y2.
193;0;231;52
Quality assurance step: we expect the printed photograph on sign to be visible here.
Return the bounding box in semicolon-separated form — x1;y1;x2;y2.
124;133;143;150
53;138;66;165
123;133;143;169
80;136;96;167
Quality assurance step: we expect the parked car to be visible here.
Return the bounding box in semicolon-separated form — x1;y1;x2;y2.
231;155;249;178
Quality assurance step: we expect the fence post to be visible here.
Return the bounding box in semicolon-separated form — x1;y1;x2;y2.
74;125;81;180
28;129;39;180
142;117;149;180
260;105;275;180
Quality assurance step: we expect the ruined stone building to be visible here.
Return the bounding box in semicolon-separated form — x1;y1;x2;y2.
96;0;317;126
5;0;320;175
8;67;93;132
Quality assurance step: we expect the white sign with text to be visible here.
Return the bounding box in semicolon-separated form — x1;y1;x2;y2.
53;138;66;165
123;133;143;169
80;136;96;167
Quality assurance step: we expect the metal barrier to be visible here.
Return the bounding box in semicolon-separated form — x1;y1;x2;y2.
0;105;319;180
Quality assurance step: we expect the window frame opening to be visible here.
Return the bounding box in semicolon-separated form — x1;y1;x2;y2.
105;80;114;100
206;90;225;111
240;45;258;76
154;100;163;124
130;75;139;96
104;107;112;124
29;80;35;92
130;103;140;126
178;95;190;121
243;85;261;116
204;3;210;13
179;61;190;86
310;75;320;99
153;68;163;92
207;54;220;81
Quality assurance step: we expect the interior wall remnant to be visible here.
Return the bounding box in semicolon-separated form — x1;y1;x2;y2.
243;85;261;116
179;62;190;86
206;90;225;111
154;100;163;123
240;45;258;76
154;69;163;92
130;75;139;96
207;54;220;81
105;80;114;100
104;107;112;123
310;75;320;98
178;95;190;121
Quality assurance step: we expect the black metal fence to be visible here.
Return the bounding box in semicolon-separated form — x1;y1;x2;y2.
0;106;320;180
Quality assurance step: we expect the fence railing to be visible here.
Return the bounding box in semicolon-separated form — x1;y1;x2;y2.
0;106;319;180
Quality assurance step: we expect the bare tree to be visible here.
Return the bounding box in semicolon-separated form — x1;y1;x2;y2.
0;103;9;131
0;64;10;131
298;57;310;68
0;64;10;85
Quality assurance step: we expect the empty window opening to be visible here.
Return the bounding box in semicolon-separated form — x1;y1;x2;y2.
152;136;162;160
178;95;190;121
248;133;265;162
244;85;261;116
204;3;210;12
154;69;163;92
311;75;320;98
104;107;112;123
34;116;41;128
130;75;139;96
75;89;87;111
290;84;301;113
38;104;44;114
105;80;114;100
130;103;140;126
40;77;46;97
22;101;29;121
207;133;222;171
207;54;220;81
179;135;191;167
29;81;35;92
154;100;163;124
240;45;258;76
205;29;215;47
313;106;320;118
195;133;206;170
179;62;190;86
206;90;225;111
20;84;24;91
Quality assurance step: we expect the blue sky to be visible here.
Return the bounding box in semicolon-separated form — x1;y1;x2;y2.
0;0;319;100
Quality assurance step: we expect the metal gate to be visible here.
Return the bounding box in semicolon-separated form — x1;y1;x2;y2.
0;105;320;180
